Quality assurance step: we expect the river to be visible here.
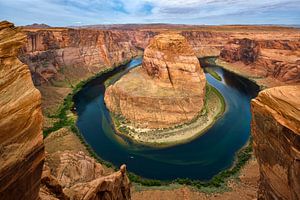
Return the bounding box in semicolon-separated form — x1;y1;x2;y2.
74;57;259;181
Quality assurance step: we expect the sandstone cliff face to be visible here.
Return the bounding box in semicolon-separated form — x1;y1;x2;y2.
19;28;140;86
220;38;260;65
105;33;206;128
220;38;300;84
0;21;44;200
182;31;230;57
251;85;300;200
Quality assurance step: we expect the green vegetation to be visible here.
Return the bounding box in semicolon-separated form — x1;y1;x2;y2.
205;67;222;81
110;83;226;149
127;140;253;193
44;56;253;193
43;58;135;137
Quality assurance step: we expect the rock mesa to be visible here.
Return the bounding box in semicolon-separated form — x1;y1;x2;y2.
105;33;206;128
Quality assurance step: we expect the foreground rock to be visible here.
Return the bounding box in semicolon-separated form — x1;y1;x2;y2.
105;33;206;129
251;85;300;199
41;152;131;200
41;128;131;200
0;21;44;200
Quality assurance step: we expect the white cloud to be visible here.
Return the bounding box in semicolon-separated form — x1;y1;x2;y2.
0;0;299;25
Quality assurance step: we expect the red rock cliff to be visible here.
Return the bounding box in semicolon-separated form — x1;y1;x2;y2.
220;38;300;85
251;85;300;200
19;28;141;86
0;21;44;200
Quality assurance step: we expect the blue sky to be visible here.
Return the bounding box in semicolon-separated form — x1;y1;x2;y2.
0;0;299;26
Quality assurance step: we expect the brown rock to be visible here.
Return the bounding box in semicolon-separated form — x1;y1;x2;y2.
220;38;260;65
0;21;44;200
67;168;131;200
219;38;300;85
41;151;131;200
19;28;140;86
105;33;206;128
251;85;300;200
40;165;69;200
55;151;104;188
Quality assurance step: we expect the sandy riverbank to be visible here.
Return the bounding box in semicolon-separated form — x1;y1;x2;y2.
112;84;225;147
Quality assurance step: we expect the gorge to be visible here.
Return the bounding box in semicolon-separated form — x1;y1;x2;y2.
104;33;226;146
0;20;299;200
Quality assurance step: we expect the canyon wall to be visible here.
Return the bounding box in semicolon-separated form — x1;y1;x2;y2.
0;21;44;200
182;31;230;57
19;28;141;86
251;85;300;200
219;37;300;86
20;26;300;89
0;21;132;200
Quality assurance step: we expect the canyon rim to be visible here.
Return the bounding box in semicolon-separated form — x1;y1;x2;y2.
0;1;300;199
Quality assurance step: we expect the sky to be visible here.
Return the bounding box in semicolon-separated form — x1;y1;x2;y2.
0;0;300;26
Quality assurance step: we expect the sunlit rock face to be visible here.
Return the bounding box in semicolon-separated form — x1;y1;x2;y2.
251;85;300;200
19;28;140;86
0;21;44;200
220;38;300;84
220;38;260;65
40;151;131;200
105;33;206;129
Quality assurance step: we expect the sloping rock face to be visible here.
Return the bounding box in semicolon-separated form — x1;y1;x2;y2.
220;38;260;65
0;21;44;200
182;31;230;57
105;33;206;128
40;151;130;200
251;85;300;200
41;128;131;200
19;28;140;86
220;38;300;84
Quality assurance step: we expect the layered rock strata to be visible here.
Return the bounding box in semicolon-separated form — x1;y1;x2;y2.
105;33;206;129
251;85;300;200
0;21;44;200
19;28;140;86
219;38;300;86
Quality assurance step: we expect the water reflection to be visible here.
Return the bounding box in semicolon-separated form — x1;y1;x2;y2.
74;57;259;181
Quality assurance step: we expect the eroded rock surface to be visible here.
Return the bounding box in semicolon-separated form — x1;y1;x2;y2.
219;38;300;86
0;21;44;200
41;128;131;200
220;38;260;65
251;85;300;200
41;152;130;200
105;33;206;128
19;28;140;86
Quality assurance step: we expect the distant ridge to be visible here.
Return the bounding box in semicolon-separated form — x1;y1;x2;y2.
22;23;51;29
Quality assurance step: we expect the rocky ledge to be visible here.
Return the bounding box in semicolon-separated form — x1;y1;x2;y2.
251;85;300;200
